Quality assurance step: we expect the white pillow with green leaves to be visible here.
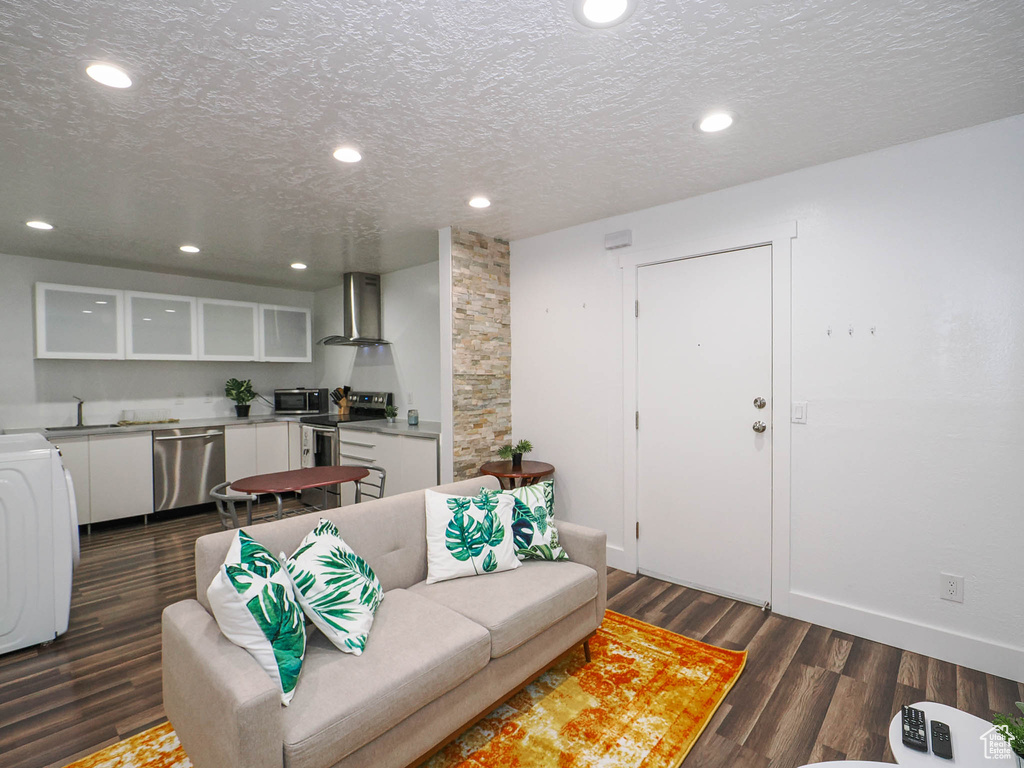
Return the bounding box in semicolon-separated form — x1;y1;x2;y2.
206;530;306;706
500;481;569;561
425;489;519;584
283;519;383;656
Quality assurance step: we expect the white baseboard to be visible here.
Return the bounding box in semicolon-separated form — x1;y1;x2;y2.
606;544;632;573
786;590;1024;682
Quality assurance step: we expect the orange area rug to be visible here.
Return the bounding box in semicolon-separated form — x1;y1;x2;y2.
68;610;745;768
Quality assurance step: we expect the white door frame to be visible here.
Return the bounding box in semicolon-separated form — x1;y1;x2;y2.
619;222;797;615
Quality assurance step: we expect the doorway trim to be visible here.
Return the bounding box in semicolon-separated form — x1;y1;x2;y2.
618;222;797;615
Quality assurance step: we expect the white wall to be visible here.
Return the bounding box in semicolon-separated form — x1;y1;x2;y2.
315;261;442;422
0;253;316;431
510;114;1024;680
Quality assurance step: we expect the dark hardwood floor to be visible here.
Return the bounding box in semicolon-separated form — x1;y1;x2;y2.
1;508;1021;768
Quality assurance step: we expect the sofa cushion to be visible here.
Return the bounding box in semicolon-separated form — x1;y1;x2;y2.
408;561;598;658
500;481;569;561
424;489;520;584
281;588;490;768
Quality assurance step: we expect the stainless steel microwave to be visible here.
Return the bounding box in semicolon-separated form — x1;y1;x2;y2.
274;388;329;415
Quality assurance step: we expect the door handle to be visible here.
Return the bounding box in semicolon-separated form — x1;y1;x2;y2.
752;421;767;434
153;432;224;440
341;454;376;463
753;397;766;409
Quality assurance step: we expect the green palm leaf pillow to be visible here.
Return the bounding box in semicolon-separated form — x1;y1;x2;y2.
206;530;306;705
425;489;520;584
500;481;568;561
283;518;384;656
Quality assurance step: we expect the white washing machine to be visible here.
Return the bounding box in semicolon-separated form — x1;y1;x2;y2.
0;433;78;655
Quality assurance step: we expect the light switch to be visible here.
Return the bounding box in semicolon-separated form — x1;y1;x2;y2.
792;402;808;424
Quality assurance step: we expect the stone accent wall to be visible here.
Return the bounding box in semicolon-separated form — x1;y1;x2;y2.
450;228;511;480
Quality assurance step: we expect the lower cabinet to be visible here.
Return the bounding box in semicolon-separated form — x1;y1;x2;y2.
337;429;439;505
224;422;291;482
88;433;155;523
50;436;90;526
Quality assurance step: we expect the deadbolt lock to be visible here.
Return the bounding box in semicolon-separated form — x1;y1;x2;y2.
753;421;767;433
753;397;766;409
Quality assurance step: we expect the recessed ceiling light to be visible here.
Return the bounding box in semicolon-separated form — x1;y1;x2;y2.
697;111;735;133
26;220;53;230
291;262;307;270
82;310;93;314
95;301;108;305
469;197;491;209
85;63;133;89
179;245;200;254
165;309;176;313
143;317;152;321
573;0;636;28
332;146;362;163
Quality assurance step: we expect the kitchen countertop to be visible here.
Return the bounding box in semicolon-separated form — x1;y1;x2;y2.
335;419;442;439
15;415;441;440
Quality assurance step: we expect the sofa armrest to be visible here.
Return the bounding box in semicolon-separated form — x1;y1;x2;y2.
555;520;607;626
162;600;283;768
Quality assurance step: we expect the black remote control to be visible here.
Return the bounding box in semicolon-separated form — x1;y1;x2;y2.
901;705;928;752
931;719;953;759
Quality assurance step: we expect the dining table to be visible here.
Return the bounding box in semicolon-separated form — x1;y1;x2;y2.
230;465;370;521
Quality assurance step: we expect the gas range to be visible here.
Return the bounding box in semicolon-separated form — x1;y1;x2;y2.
299;390;393;428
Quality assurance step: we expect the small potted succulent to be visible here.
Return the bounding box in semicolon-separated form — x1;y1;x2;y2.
384;404;398;424
497;439;533;469
994;702;1024;767
225;378;256;417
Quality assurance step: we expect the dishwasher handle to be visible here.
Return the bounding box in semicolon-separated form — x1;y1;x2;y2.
154;431;224;441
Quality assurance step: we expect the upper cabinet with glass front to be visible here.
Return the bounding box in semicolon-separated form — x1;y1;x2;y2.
198;299;259;361
125;292;198;360
260;305;312;363
35;283;125;359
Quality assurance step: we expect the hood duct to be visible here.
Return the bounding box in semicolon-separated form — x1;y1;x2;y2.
318;272;390;347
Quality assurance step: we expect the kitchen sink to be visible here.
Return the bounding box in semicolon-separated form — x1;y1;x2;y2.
45;424;120;431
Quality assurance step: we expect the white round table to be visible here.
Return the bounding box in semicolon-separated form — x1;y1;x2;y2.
887;701;1017;767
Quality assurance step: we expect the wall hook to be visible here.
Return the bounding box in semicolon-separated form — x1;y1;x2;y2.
870;326;876;336
827;326;832;337
848;324;854;336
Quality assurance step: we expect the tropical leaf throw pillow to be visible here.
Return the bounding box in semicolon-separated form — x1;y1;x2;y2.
425;489;520;584
500;481;569;561
283;518;383;656
206;530;306;706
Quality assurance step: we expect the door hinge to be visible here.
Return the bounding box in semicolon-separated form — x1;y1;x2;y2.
635;411;639;430
635;300;639;317
636;521;640;539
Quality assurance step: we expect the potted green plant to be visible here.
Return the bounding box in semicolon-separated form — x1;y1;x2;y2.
384;404;398;424
994;702;1024;767
497;439;533;469
224;378;256;417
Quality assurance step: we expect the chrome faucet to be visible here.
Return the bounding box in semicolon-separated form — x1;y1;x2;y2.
73;396;84;427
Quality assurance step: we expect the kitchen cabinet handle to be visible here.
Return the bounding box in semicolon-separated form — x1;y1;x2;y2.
340;440;376;448
153;431;224;441
341;453;376;463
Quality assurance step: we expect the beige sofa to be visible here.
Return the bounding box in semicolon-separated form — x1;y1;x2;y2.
162;475;607;768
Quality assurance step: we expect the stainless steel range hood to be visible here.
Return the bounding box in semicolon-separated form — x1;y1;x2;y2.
319;272;391;347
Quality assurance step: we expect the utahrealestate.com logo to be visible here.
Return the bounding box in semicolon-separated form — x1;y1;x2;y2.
980;726;1016;760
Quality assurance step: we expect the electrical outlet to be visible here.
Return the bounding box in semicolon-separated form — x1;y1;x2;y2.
175;393;185;405
407;391;414;405
940;572;964;603
204;392;213;403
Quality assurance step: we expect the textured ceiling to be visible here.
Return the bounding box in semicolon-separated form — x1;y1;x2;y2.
1;0;1022;288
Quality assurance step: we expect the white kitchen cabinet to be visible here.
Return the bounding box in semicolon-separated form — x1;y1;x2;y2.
288;422;303;470
88;433;154;523
50;437;91;526
255;422;290;474
259;305;311;363
198;299;259;361
224;424;257;482
35;283;124;359
125;292;198;360
337;429;439;504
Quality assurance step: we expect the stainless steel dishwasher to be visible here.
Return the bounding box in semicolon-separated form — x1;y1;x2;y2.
153;426;226;511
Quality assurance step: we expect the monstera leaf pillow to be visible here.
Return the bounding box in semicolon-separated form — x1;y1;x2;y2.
500;481;569;561
283;518;383;656
206;530;306;706
424;489;519;584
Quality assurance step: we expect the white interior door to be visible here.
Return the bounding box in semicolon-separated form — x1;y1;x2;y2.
636;244;773;605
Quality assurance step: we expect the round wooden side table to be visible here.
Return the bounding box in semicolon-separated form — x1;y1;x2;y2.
479;460;555;490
